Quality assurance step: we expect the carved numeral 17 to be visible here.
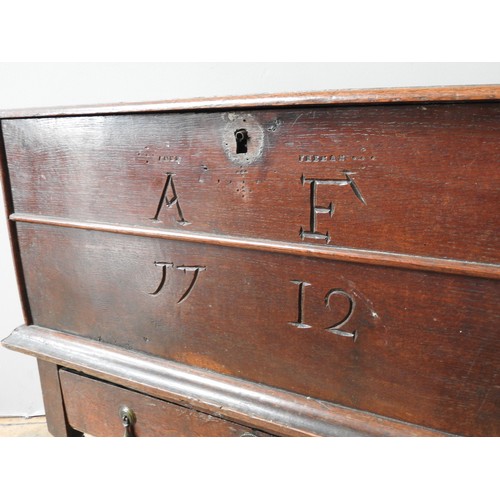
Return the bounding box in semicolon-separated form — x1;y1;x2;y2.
149;261;206;304
289;280;358;340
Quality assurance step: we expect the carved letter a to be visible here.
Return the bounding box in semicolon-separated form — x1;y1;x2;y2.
151;173;190;226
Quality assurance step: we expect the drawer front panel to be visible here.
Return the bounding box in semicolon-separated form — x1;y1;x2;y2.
17;223;500;436
59;369;268;436
5;103;500;262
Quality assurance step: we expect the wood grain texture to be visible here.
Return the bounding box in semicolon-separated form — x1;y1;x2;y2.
4;103;499;263
0;85;499;119
10;213;500;279
0;123;32;324
37;360;83;436
15;224;500;436
2;87;499;438
3;325;448;436
59;369;271;437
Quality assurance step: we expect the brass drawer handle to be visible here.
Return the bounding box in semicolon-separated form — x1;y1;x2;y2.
119;405;136;437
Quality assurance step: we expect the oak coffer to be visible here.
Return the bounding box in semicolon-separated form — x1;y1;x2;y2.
1;86;499;437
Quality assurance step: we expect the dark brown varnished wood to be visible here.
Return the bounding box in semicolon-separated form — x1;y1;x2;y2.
4;326;448;436
0;85;499;119
13;224;500;436
10;213;499;279
59;369;271;437
0;123;32;324
4;103;499;263
37;360;83;437
1;86;499;437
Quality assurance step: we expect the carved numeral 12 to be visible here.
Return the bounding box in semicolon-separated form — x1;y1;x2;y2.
289;280;358;340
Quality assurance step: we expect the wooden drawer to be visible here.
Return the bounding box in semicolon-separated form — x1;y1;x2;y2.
59;369;270;437
4;103;499;263
16;223;500;436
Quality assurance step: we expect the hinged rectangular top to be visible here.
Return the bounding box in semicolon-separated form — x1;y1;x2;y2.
1;84;499;119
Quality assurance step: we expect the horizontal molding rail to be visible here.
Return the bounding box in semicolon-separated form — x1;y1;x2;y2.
10;212;500;280
2;325;449;437
1;85;499;119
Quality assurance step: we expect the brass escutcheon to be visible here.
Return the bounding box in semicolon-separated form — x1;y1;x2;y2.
119;405;137;437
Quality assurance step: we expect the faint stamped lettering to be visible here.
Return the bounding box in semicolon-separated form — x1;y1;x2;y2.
158;155;181;164
298;151;375;163
136;146;181;165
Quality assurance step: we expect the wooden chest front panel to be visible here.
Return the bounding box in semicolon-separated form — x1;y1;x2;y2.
4;103;499;263
16;223;500;436
2;90;499;437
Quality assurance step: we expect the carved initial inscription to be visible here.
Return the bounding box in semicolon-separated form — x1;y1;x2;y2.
151;173;190;225
149;261;206;304
288;281;312;329
300;172;366;244
289;280;359;340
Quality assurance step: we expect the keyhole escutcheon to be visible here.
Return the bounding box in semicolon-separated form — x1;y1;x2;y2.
235;129;248;154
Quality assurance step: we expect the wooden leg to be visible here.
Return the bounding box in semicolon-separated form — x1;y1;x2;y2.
37;359;83;437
